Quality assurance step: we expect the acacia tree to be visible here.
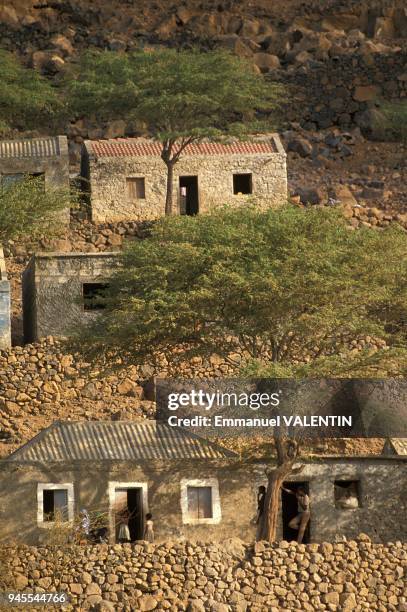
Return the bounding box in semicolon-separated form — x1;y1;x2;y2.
0;176;75;242
73;205;406;541
0;49;62;135
66;48;282;214
75;205;407;376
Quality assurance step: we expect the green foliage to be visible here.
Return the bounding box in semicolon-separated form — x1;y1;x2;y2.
0;176;75;242
377;101;407;143
0;49;63;134
67;48;282;140
67;47;283;213
74;205;407;376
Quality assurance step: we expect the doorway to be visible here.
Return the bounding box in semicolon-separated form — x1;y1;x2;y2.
282;481;310;543
113;487;144;542
179;176;199;215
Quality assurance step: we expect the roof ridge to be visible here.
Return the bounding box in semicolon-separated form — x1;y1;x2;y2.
5;419;237;461
7;421;62;460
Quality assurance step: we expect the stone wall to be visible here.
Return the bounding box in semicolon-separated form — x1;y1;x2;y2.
84;139;287;224
279;50;407;131
22;252;120;342
0;247;11;349
3;537;406;610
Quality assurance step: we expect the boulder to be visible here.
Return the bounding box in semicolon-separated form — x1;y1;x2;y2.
137;595;158;611
50;34;74;56
295;187;325;205
287;136;313;158
0;6;19;27
253;52;280;72
353;85;381;102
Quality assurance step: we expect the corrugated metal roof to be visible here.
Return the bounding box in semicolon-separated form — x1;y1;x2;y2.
7;420;235;462
0;137;61;159
88;138;276;158
387;438;407;455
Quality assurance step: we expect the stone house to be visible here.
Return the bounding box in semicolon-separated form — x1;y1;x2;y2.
81;135;287;223
0;421;405;545
0;135;70;224
0;247;11;349
22;251;120;342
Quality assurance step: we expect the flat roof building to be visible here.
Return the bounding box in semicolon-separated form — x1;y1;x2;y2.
22;251;120;342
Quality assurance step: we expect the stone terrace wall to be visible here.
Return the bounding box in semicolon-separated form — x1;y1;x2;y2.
4;537;406;611
0;247;11;350
280;51;407;131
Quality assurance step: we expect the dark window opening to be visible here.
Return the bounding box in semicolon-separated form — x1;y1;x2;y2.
282;481;310;543
187;486;213;519
83;282;109;311
233;173;252;195
334;480;360;509
179;176;199;215
127;177;145;199
43;489;68;522
114;487;143;542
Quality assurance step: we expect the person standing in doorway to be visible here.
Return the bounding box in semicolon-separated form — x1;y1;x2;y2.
281;485;311;543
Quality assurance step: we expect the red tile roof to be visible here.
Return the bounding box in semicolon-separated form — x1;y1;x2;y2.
89;138;276;158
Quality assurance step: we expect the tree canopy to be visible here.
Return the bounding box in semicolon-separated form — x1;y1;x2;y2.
0;49;62;135
74;205;407;376
66;48;283;213
0;176;75;243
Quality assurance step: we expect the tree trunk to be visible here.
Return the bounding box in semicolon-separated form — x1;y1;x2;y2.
258;462;293;542
165;161;174;216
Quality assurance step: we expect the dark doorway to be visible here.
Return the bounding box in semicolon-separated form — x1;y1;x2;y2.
114;487;144;542
282;481;310;543
179;176;199;215
127;488;143;541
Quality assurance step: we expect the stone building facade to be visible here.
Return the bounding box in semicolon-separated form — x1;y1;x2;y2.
0;135;70;223
0;421;405;546
81;136;287;223
0;247;11;349
22;252;120;342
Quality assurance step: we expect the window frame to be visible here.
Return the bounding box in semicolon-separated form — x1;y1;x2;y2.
126;176;146;200
334;479;361;510
37;483;74;527
180;478;221;525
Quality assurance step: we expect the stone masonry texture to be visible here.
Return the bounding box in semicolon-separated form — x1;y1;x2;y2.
82;136;288;224
3;537;406;610
22;252;120;342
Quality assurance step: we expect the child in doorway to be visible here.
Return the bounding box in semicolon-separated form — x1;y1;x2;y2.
144;513;154;543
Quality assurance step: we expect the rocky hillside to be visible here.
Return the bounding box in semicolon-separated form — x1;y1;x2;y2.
1;0;406;214
0;0;405;458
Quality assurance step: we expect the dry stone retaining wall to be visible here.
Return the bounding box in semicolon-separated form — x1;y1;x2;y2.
280;51;407;131
4;537;406;611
